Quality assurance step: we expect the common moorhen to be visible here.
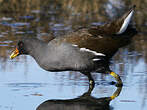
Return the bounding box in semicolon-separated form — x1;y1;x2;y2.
10;6;137;87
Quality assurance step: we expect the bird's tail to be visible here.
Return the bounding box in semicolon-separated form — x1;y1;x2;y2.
116;5;136;34
88;5;136;36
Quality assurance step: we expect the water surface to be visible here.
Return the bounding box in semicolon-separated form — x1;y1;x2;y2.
0;0;147;110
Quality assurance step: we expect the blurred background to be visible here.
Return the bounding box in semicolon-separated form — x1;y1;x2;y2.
0;0;146;110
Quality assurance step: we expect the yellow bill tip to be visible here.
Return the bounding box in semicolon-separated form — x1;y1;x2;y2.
10;48;19;59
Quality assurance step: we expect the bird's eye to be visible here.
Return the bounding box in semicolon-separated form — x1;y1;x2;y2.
17;41;25;54
18;41;24;47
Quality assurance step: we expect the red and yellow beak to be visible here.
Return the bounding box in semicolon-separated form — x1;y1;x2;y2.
10;48;19;59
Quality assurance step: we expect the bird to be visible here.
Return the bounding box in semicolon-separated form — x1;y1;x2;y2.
10;5;137;88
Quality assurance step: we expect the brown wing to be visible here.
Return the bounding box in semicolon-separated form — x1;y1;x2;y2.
52;5;136;58
54;28;125;58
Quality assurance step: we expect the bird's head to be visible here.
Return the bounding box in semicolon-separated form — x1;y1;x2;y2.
10;40;28;59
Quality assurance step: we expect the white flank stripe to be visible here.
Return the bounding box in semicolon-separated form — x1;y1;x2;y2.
72;44;78;47
117;10;134;34
93;59;100;61
80;48;105;56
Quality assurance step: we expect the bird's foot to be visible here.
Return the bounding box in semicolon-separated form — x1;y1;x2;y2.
115;83;123;87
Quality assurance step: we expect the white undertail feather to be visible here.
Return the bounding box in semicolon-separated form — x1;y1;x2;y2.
117;10;134;34
72;44;78;47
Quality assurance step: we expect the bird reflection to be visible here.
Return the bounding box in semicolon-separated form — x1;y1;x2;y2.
36;85;122;110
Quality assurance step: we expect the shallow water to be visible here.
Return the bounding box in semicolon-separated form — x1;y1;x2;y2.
0;0;147;110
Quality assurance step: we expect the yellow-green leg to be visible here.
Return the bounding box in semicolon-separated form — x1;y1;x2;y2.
110;86;122;100
109;71;123;100
109;71;123;87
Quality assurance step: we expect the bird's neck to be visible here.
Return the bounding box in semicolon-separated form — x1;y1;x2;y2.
25;39;47;60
